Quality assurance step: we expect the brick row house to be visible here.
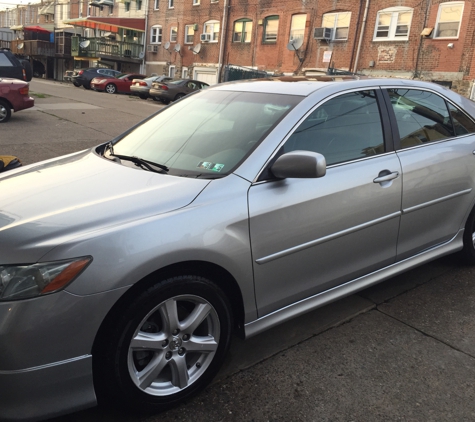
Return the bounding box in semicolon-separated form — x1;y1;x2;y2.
1;0;474;99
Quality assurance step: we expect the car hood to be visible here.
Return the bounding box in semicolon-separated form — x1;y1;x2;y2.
0;150;210;263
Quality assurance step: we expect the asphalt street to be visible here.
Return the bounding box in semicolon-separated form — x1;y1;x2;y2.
3;79;475;422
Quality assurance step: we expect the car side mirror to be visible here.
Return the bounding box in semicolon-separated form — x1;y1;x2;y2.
271;150;326;179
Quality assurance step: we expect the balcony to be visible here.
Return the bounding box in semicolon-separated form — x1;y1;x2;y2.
71;36;143;61
10;39;55;56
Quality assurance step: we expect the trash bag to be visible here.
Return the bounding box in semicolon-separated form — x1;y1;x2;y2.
0;155;22;172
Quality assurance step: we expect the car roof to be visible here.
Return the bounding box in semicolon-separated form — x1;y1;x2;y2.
209;76;456;97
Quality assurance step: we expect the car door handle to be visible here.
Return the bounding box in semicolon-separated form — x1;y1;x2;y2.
373;171;399;183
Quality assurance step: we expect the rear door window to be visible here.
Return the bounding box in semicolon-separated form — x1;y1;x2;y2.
385;89;456;148
0;54;13;67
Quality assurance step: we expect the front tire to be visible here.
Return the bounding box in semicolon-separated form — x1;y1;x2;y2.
0;99;12;123
462;207;475;264
105;83;117;94
95;275;232;412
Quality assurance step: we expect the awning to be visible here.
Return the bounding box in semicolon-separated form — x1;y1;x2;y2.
24;25;52;34
10;25;24;31
64;17;145;33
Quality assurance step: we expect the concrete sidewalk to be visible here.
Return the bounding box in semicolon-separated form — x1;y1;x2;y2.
51;254;475;422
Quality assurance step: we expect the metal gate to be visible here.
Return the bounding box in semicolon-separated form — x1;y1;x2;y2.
224;65;268;82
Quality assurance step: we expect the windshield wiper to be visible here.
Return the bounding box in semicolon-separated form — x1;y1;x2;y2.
109;153;169;174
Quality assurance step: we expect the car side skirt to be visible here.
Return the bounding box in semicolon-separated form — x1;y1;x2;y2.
244;229;464;339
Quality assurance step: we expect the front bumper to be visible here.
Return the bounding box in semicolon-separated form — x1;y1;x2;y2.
0;355;95;422
0;287;129;421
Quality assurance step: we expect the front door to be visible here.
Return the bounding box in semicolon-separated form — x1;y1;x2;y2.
248;89;402;317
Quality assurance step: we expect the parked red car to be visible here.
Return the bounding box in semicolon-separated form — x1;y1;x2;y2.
0;77;34;123
90;73;146;94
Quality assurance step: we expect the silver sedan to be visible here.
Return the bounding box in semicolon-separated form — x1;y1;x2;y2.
2;77;475;421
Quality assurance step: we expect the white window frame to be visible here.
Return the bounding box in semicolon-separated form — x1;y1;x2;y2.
154;0;159;10
210;0;218;3
169;65;176;78
185;24;194;44
289;14;306;43
182;67;189;79
204;20;220;43
373;7;413;41
434;2;464;39
322;12;351;41
168;0;174;9
150;25;162;44
170;26;177;42
193;0;200;5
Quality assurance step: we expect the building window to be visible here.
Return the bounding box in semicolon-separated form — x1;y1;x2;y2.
435;2;464;38
322;12;351;40
151;25;162;44
125;1;130;12
182;67;189;78
263;15;279;42
168;0;174;8
193;0;199;5
154;0;159;10
169;65;176;78
373;7;413;40
185;25;194;44
136;0;142;10
289;14;306;43
210;0;218;3
170;26;177;42
233;19;252;43
204;20;220;42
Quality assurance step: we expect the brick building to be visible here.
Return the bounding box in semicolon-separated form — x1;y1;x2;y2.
144;0;475;98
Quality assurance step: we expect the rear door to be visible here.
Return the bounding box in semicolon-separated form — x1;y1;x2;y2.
0;52;23;80
383;87;475;260
248;88;402;317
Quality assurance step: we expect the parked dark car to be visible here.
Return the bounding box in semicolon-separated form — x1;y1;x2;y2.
0;48;32;82
130;75;173;99
0;77;34;123
71;68;121;90
91;73;146;94
149;78;209;104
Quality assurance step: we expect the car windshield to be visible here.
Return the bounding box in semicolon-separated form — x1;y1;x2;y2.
110;89;302;178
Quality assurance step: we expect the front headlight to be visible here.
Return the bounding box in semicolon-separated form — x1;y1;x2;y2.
0;257;92;301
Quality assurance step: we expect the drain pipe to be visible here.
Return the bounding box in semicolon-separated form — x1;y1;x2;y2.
141;0;149;75
352;0;369;73
217;0;229;83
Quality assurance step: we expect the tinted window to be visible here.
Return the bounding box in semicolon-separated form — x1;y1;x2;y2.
0;54;13;67
386;88;454;149
283;90;385;165
446;102;475;136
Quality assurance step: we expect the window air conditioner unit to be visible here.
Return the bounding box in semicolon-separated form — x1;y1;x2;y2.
314;27;332;40
147;44;153;52
152;45;159;53
200;33;211;42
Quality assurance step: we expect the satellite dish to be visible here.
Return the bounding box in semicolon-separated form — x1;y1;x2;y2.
80;40;90;48
164;41;170;50
138;51;145;59
286;37;303;51
192;43;201;55
17;43;24;50
174;43;181;53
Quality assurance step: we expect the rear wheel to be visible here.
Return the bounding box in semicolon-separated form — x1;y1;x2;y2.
0;99;12;123
94;275;232;412
105;83;117;94
73;81;81;87
152;96;161;102
174;93;185;101
161;99;170;105
83;82;91;90
139;94;148;100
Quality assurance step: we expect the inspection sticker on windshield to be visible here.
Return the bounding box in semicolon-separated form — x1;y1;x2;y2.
197;162;224;172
